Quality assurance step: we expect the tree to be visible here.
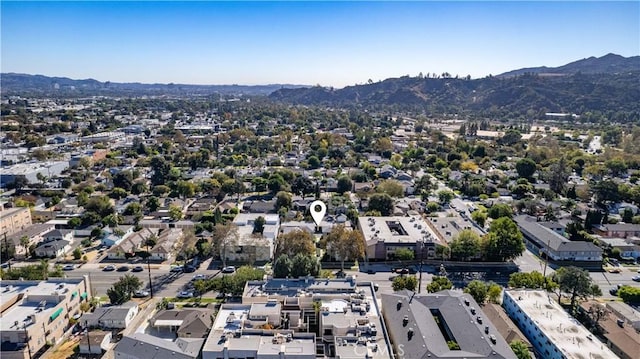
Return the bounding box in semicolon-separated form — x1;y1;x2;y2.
487;203;513;219
394;248;415;261
150;156;171;186
593;179;620;204
169;205;183;221
336;175;353;194
464;280;488;304
437;190;454;205
508;271;547;289
212;224;239;268
392;275;417;291
273;255;292;278
275;191;292;211
487;282;502;304
367;193;394;216
322;225;365;270
553;266;596;312
376;180;404;198
107;275;142;305
450;229;481;261
516;158;536;179
483;217;524;261
274;230;316;259
84;196;114;218
509;340;531;359
471;210;487;227
548;157;570;195
73;247;82;260
617;285;640;304
307;156;321;169
426;276;453;293
586;303;610;330
253;216;266;234
146;196;160;212
290;253;320;278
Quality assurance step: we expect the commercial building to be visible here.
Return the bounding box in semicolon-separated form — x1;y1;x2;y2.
514;215;603;264
0;277;92;359
502;290;619;359
0;161;69;188
0;206;32;237
202;277;393;359
359;216;443;261
381;290;516;359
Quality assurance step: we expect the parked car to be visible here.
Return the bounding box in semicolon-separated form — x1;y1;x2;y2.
132;266;145;272
177;291;194;299
117;265;130;272
222;266;236;274
632;276;640;282
103;265;116;271
170;266;184;273
183;265;196;273
192;274;207;281
63;264;75;271
133;290;149;298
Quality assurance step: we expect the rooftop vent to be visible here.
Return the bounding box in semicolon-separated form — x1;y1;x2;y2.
408;328;414;340
396;300;402;311
402;315;409;327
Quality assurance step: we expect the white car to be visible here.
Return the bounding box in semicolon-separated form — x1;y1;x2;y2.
63;264;75;271
222;266;236;274
177;291;194;299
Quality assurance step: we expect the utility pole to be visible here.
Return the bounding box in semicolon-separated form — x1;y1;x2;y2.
147;242;153;299
3;232;11;270
23;324;32;359
418;240;425;294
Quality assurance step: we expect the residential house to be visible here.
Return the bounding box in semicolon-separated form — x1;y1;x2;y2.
230;214;280;262
114;333;204;359
101;225;134;247
107;228;159;260
579;301;640;359
149;228;182;261
7;223;55;259
34;239;70;258
149;307;215;338
82;301;139;330
78;331;112;355
43;229;74;243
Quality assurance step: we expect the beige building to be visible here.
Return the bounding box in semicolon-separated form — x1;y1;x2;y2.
0;277;92;359
202;277;393;359
0;207;32;237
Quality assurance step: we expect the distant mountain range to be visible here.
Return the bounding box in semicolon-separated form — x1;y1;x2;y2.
0;73;307;96
2;54;639;115
497;53;640;77
269;54;640;115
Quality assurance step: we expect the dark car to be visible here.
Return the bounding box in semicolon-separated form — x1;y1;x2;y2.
183;265;196;273
132;266;145;272
117;265;130;272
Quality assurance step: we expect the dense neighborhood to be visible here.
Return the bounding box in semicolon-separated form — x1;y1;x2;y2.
1;82;640;359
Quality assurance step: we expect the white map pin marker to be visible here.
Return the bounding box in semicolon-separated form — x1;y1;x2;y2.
310;200;327;226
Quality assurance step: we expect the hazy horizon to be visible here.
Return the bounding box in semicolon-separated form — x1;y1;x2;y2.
1;1;639;88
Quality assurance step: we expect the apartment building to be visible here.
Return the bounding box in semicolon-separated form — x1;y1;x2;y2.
502;290;619;359
0;206;32;237
0;277;92;359
202;277;393;359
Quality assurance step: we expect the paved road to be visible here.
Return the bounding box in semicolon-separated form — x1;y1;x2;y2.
61;260;223;298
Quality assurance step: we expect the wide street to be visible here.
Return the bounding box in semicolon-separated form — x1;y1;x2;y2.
60;260;223;299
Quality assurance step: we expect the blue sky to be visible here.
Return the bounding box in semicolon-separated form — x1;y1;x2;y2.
1;1;639;87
